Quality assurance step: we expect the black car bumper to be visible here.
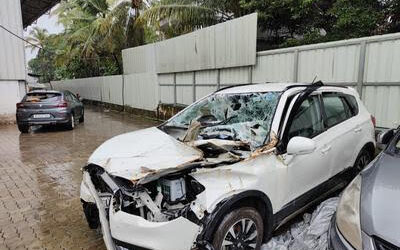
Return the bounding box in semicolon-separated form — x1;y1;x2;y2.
17;113;71;126
328;214;354;250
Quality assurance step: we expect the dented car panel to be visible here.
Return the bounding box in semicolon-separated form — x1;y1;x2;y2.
87;127;204;181
80;83;376;250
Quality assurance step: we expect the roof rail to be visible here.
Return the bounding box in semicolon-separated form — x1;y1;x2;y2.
214;83;253;93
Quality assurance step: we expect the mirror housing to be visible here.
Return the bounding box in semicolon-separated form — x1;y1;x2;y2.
287;137;316;155
76;93;83;102
377;129;395;150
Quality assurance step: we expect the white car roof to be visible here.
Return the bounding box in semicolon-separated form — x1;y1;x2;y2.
217;83;349;94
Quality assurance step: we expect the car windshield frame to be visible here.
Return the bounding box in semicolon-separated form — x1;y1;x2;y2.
164;91;282;150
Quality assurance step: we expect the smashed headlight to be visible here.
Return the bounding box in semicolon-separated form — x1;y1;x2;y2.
336;175;362;250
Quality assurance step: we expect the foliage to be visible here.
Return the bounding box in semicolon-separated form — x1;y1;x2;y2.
27;0;400;82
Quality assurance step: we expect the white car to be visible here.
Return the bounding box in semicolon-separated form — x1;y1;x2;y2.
80;83;375;250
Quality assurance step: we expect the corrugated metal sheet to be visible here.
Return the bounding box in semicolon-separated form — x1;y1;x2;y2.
122;44;156;74
0;0;26;80
195;70;218;85
297;45;360;83
363;86;400;128
220;67;251;85
364;40;400;82
176;86;193;105
159;86;175;104
124;73;159;110
176;72;194;85
156;26;216;73
0;81;25;115
215;13;257;69
252;52;295;83
155;13;257;73
196;86;215;100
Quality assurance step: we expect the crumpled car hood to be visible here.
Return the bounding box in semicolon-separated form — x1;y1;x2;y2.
361;153;400;246
88;127;203;181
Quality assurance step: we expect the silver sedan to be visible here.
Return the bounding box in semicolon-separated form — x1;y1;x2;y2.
329;127;400;249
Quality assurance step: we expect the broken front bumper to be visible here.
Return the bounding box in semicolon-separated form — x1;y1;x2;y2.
81;172;200;250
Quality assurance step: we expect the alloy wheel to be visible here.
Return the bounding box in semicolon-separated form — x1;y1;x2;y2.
221;218;258;250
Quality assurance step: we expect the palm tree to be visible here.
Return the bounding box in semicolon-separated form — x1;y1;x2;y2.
26;27;49;52
51;0;244;75
54;0;133;73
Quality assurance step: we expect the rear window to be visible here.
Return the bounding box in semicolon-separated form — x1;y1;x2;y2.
24;93;61;103
322;93;352;128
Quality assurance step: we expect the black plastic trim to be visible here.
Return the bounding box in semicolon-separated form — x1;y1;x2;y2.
196;190;274;245
273;167;357;229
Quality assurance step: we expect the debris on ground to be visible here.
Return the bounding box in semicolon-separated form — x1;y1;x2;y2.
262;197;339;250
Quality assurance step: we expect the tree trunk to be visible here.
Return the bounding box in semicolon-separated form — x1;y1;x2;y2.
113;53;123;75
125;0;145;48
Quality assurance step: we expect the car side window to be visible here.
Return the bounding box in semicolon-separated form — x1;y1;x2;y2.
288;95;324;140
64;93;72;102
70;93;79;102
322;93;353;128
343;95;359;116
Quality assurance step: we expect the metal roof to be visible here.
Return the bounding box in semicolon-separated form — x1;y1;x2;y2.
21;0;60;28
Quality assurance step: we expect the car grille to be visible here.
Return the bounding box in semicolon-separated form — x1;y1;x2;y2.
374;237;400;250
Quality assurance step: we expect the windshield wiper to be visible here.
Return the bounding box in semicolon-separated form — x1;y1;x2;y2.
161;124;188;130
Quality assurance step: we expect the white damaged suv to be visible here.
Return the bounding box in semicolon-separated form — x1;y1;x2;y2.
80;83;375;250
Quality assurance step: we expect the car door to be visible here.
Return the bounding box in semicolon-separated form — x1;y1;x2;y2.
70;92;83;117
283;94;334;203
320;92;357;175
65;92;77;114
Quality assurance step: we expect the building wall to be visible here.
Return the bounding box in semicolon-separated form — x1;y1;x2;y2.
0;0;27;123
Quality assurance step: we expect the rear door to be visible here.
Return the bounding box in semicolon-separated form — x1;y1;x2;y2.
320;92;359;175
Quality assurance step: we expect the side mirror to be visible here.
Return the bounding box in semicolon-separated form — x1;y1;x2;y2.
76;93;83;102
377;129;395;150
287;137;316;155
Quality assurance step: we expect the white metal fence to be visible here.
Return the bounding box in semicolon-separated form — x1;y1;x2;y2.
52;15;400;128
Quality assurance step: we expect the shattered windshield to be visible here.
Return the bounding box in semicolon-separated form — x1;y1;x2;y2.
166;92;281;150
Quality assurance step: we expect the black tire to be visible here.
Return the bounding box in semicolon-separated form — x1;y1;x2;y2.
66;113;75;130
18;124;29;133
79;111;84;123
354;148;372;171
212;207;264;250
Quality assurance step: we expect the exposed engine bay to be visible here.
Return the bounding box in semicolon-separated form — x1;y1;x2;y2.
82;136;256;226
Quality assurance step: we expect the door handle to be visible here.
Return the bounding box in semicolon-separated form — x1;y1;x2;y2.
321;145;332;154
354;127;362;133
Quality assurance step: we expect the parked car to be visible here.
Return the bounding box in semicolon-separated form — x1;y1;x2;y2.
80;83;375;250
16;90;84;133
329;127;400;250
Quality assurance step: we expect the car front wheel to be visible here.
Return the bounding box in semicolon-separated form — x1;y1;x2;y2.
212;207;264;250
18;124;29;133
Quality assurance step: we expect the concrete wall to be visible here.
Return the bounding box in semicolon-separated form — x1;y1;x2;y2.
0;0;27;123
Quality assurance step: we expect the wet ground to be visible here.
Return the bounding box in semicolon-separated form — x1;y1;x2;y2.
0;105;334;250
0;106;158;249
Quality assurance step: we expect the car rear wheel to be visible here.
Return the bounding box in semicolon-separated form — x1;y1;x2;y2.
354;148;372;171
18;124;29;133
212;207;264;250
66;114;75;130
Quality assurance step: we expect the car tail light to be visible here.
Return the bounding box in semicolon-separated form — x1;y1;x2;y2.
16;103;24;108
57;101;68;108
371;115;376;128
